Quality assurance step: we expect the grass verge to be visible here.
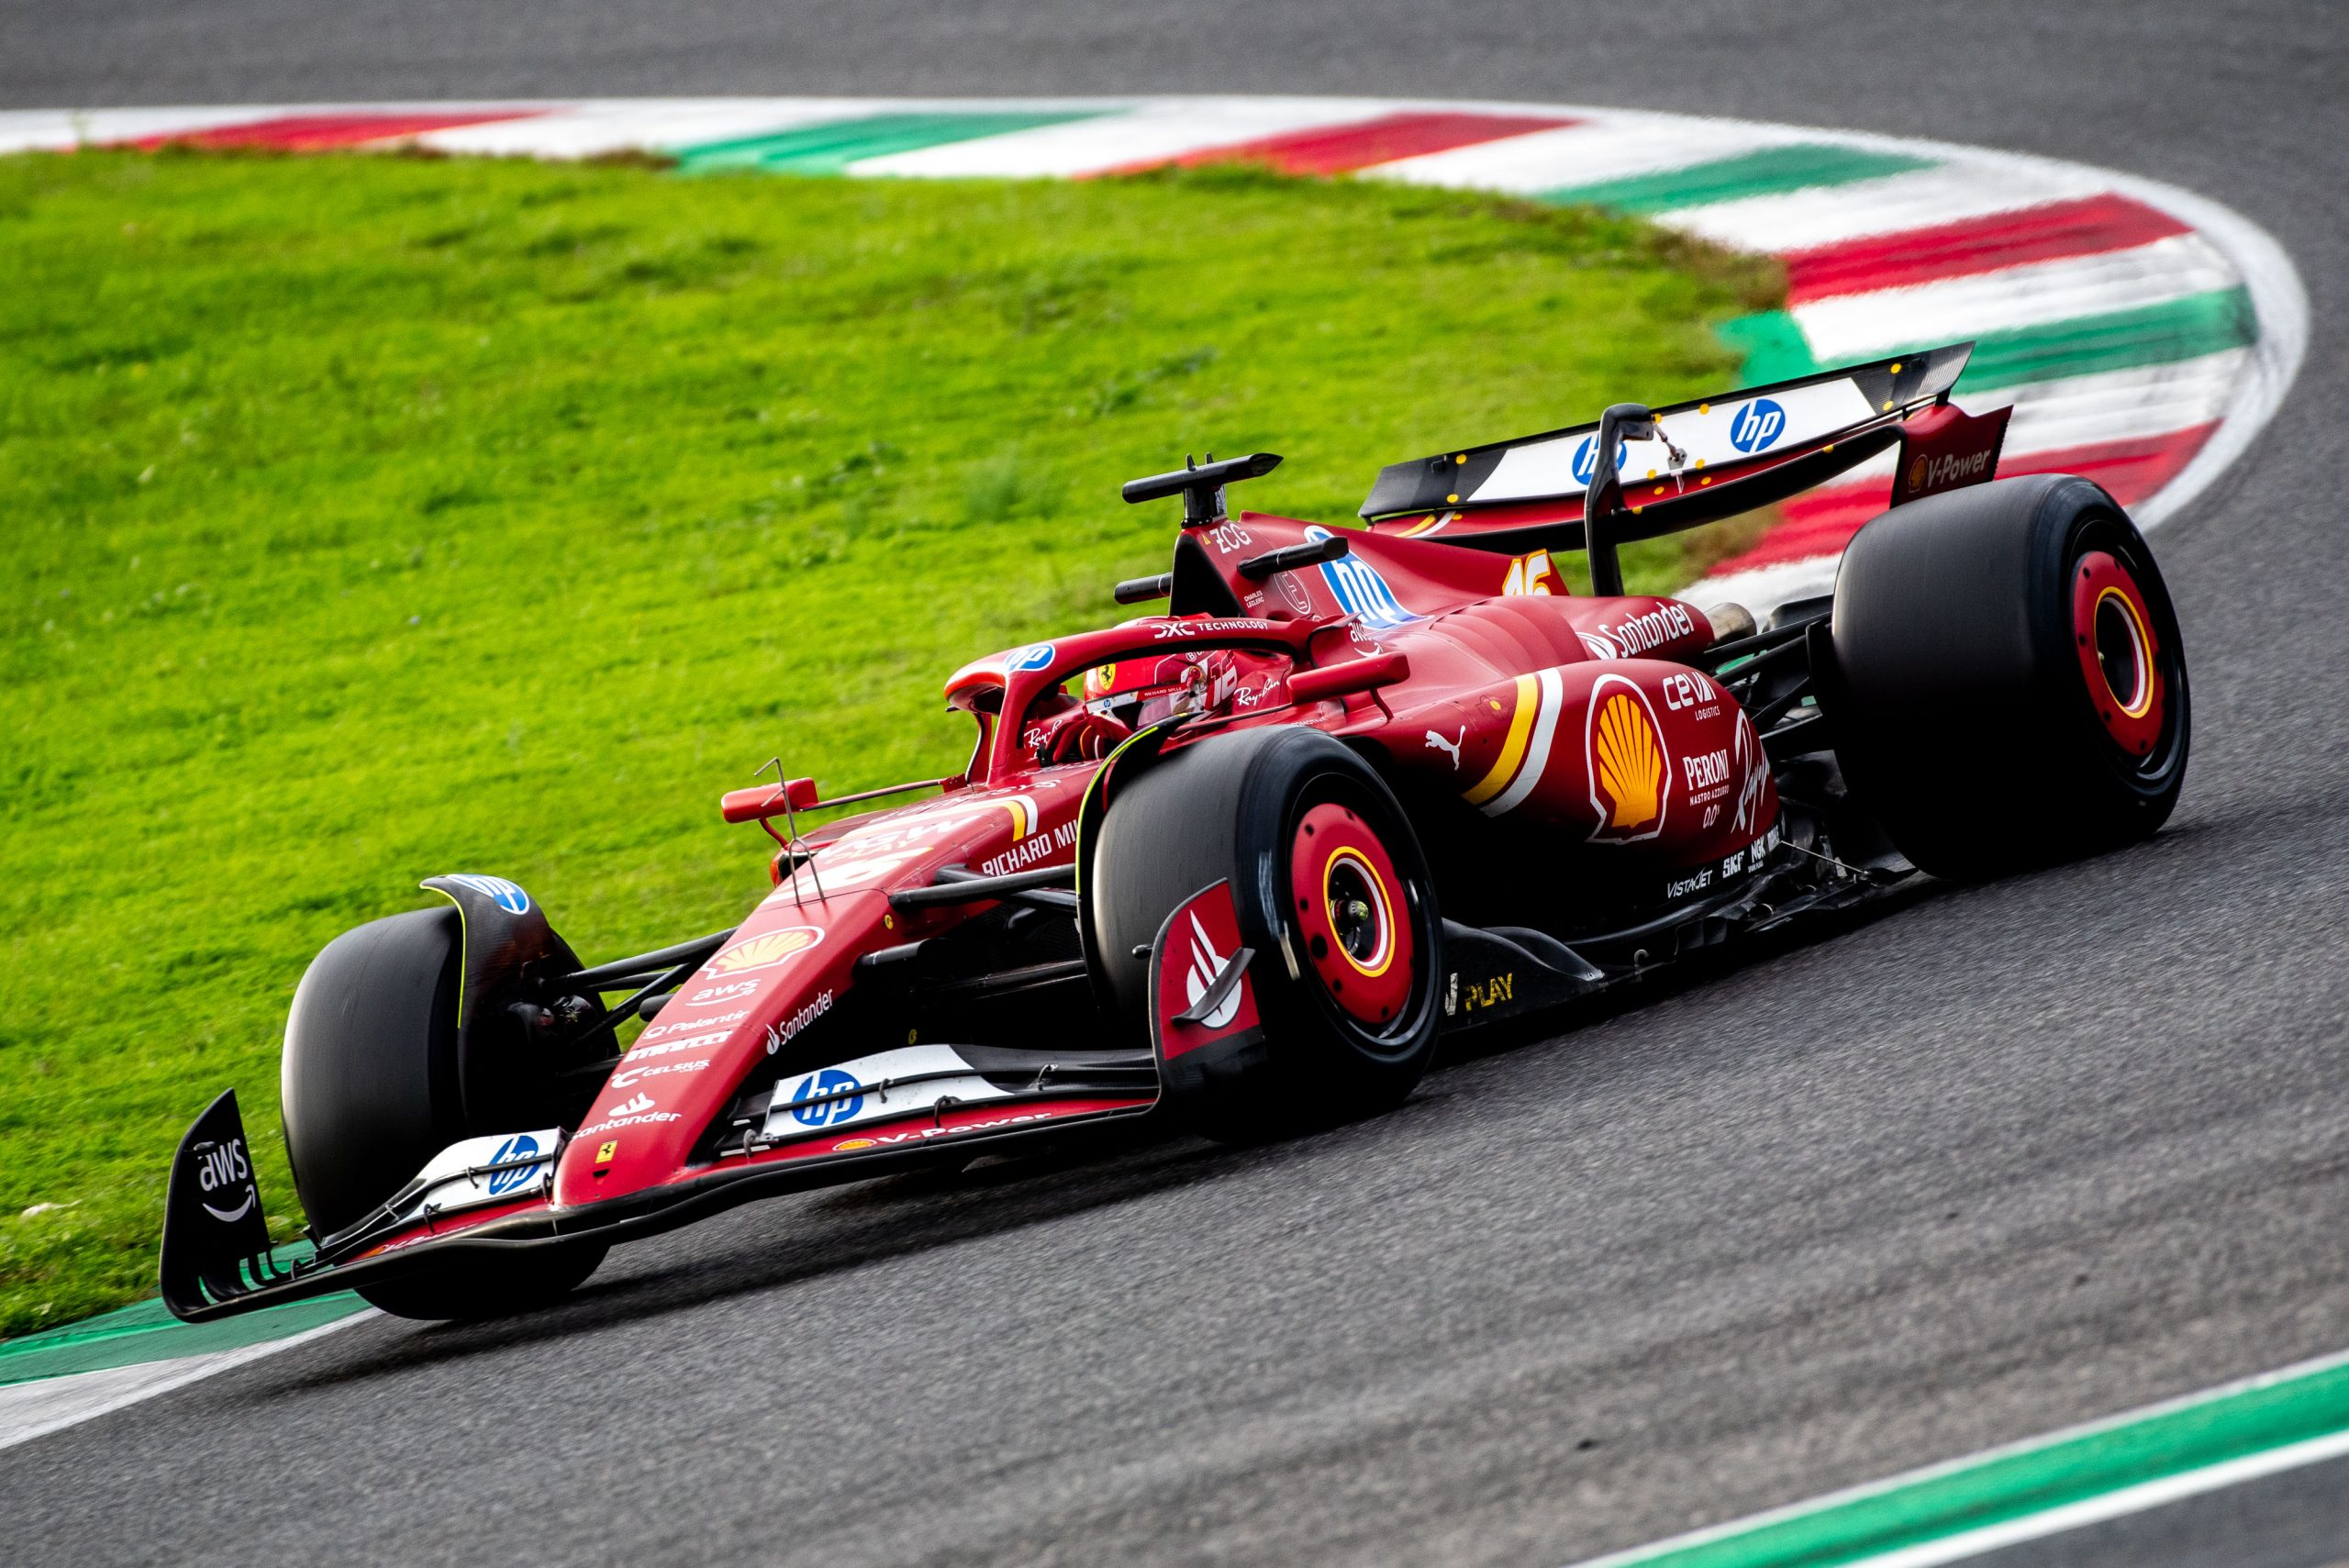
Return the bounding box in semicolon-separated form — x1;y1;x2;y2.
0;147;1777;1337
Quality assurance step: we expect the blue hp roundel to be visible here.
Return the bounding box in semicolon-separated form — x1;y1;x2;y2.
1570;437;1631;486
1729;398;1787;454
1008;643;1055;673
789;1068;865;1128
451;873;531;915
485;1133;540;1195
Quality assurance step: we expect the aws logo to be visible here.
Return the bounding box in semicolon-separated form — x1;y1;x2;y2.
193;1137;255;1223
1586;675;1670;842
710;926;823;975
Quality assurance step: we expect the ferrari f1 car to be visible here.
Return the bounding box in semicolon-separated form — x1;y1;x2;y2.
161;341;2189;1321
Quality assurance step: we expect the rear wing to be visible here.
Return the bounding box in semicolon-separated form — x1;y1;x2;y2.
1357;343;2003;569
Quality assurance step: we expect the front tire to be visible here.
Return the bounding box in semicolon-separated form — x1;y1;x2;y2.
1825;473;2189;877
1089;728;1442;1141
283;906;606;1319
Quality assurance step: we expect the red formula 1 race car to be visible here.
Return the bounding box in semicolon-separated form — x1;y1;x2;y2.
161;341;2189;1322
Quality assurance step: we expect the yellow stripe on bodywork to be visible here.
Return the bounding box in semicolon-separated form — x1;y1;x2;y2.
1462;675;1539;806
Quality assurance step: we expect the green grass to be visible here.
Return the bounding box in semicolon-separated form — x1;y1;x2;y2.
0;148;1776;1338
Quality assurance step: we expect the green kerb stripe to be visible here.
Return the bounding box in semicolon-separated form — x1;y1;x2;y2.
1592;1354;2349;1567
0;1241;363;1386
1536;145;1936;215
674;110;1108;174
1720;286;2258;392
1958;284;2256;391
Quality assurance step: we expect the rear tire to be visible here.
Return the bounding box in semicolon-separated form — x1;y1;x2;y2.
1825;473;2189;877
1089;728;1442;1141
283;906;606;1320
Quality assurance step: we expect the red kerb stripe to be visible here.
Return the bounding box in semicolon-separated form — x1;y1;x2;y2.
1705;423;2219;576
1782;194;2192;305
126;110;549;151
1100;111;1575;177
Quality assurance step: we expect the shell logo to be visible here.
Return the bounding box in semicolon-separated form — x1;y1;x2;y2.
1907;453;1929;491
710;926;823;975
1586;678;1670;842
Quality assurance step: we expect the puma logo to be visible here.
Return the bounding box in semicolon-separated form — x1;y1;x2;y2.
1424;727;1464;770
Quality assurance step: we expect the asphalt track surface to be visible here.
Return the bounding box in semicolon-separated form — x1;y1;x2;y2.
5;5;2346;1565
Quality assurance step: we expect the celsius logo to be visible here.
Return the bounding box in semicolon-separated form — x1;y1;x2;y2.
484;1133;540;1196
1304;527;1419;630
1570;437;1629;486
788;1068;864;1127
1729;398;1786;454
1008;642;1055;673
194;1137;255;1222
449;873;530;915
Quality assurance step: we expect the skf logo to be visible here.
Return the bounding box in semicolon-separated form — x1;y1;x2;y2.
711;926;823;974
1729;397;1786;453
1586;675;1670;842
194;1138;255;1222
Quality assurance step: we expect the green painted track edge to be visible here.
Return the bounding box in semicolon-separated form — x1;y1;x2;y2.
1586;1351;2349;1567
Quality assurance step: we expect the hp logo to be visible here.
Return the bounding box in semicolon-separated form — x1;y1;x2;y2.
1728;398;1786;454
485;1134;540;1195
788;1068;865;1128
1570;437;1630;487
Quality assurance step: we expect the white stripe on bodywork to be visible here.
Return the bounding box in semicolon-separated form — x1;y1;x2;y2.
1481;668;1564;817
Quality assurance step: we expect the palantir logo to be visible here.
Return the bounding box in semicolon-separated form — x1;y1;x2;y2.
1570;437;1630;486
1304;528;1418;630
789;1068;865;1128
1729;398;1786;454
485;1133;540;1196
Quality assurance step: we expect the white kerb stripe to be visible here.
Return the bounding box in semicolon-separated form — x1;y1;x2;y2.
1658;162;2106;254
1483;668;1564;817
1370;119;1816;195
852;96;1400;177
1794;233;2239;361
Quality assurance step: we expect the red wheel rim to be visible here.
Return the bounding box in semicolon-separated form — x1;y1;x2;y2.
1289;801;1416;1028
2071;550;2165;758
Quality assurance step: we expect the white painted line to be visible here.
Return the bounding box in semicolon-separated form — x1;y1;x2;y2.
0;1309;374;1451
1820;1427;2349;1568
